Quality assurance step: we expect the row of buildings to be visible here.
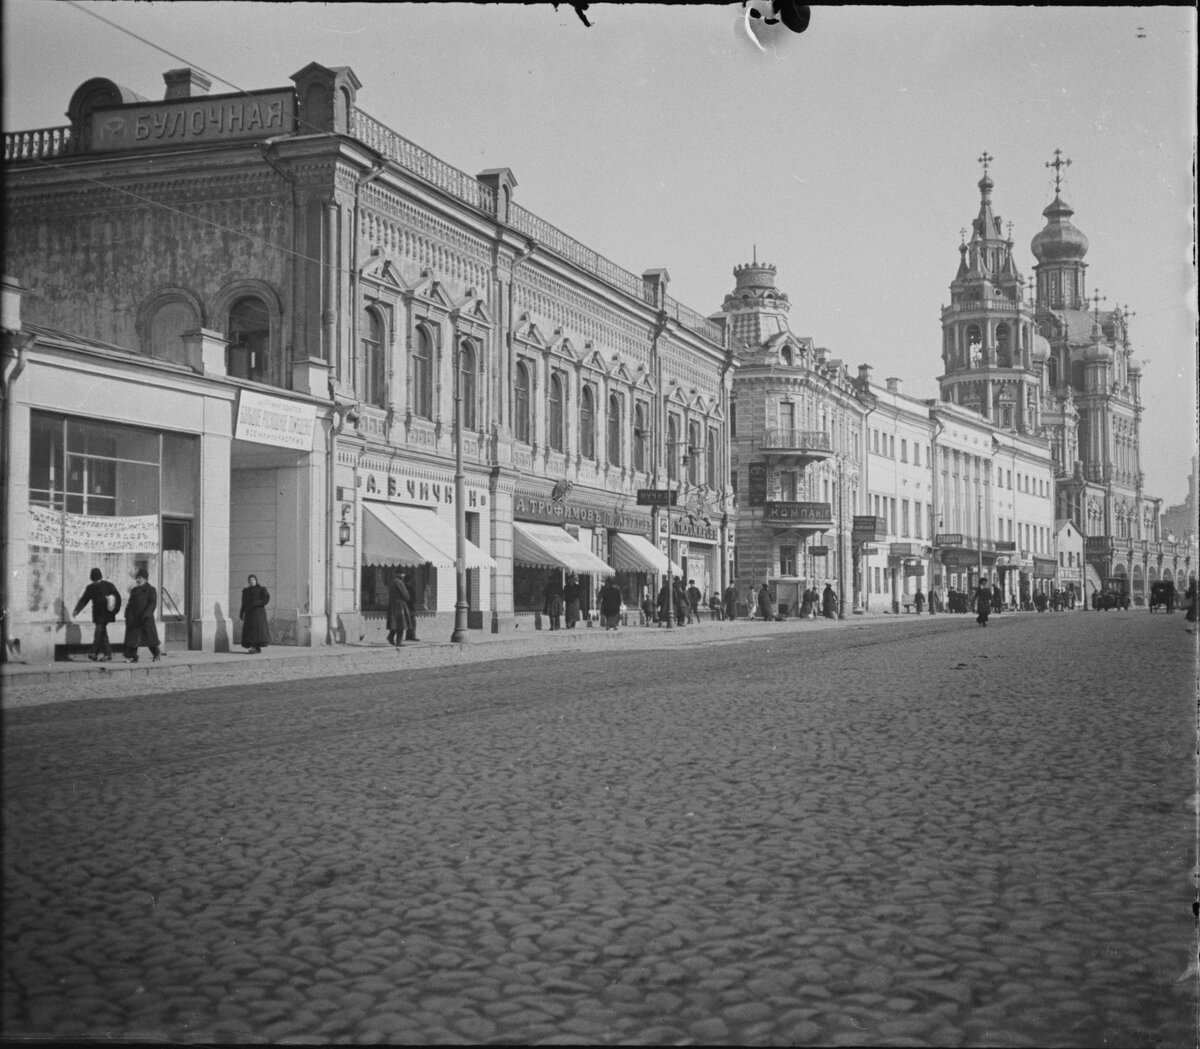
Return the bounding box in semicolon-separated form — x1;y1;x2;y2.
2;62;1193;661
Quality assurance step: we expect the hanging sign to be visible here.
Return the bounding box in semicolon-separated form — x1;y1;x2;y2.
235;391;317;451
28;506;159;552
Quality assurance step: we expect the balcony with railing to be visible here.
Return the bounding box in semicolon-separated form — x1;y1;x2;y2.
759;429;834;461
5;125;78;162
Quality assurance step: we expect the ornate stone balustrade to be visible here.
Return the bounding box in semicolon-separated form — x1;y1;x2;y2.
4;126;77;162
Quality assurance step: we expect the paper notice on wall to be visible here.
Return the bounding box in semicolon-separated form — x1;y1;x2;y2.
28;506;159;552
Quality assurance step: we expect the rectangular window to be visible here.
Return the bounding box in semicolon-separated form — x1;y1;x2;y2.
913;443;920;467
913;501;922;539
900;500;909;538
901;439;908;463
780;470;797;501
889;435;895;458
780;544;797;576
872;429;879;454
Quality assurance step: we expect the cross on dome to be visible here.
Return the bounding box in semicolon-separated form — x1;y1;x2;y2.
978;151;993;173
1046;148;1072;194
1089;289;1106;318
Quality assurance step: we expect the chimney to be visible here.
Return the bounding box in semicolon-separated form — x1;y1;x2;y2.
164;68;212;100
885;377;902;394
857;363;873;386
2;276;23;333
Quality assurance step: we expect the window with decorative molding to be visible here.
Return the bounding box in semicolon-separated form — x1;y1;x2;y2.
514;360;531;444
412;325;434;420
633;402;648;473
580;384;596;460
549;373;565;452
459;339;477;431
607;392;622;467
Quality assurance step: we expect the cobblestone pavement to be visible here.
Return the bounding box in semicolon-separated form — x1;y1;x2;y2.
2;611;1196;1045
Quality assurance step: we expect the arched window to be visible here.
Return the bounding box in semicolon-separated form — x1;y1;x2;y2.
412;325;434;420
227;296;270;382
706;428;718;489
607;392;622;466
667;415;679;482
1046;356;1058;388
995;324;1011;367
549;373;565;452
688;421;701;484
730;400;737;438
148;298;198;367
358;305;386;408
580;384;596;460
459;340;477;432
633;402;648;473
514;360;531;444
965;324;982;365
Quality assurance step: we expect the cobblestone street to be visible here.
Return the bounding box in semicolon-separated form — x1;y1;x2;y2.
2;611;1196;1046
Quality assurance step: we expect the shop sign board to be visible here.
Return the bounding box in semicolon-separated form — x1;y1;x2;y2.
994;540;1017;552
852;515;887;542
809;545;830;557
747;462;768;506
362;470;488;510
235;390;316;451
91;89;295;151
889;542;920;557
935;533;964;547
764;501;832;524
636;488;677;506
514;492;650;533
29;506;159;552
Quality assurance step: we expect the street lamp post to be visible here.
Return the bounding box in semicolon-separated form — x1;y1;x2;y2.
837;453;847;620
450;342;469;644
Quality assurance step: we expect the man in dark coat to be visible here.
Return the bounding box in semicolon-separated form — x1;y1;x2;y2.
542;571;563;630
974;576;992;627
400;572;419;641
386;570;410;647
239;574;271;654
673;577;688;626
123;568;161;663
686;580;702;624
563;573;582;628
598;577;623;630
822;583;837;619
73;567;122;661
723;583;738;622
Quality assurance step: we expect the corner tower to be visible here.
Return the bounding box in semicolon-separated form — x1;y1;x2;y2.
938;153;1040;433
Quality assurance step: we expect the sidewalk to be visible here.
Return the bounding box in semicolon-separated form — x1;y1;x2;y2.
1;610;913;708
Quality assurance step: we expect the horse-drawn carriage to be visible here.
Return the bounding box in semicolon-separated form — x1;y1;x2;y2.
1149;580;1176;612
1094;577;1131;611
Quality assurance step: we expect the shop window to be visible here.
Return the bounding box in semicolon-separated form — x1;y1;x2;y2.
361;563;437;613
580;384;596;460
514;360;531;443
549;373;565;452
147;298;199;367
459;340;477;431
607;392;622;466
227;296;270;382
412;325;434;420
780;545;797;576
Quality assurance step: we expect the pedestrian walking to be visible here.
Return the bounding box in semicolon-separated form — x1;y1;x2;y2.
598;577;623;630
822;583;838;619
1184;578;1197;624
723;582;738;622
974;575;992;627
914;588;925;615
386;570;410;647
800;587;815;619
673;577;689;626
641;588;656;626
72;567;122;662
686;579;702;624
123;568;161;663
757;583;773;621
563;573;582;629
542;571;563;630
239;574;271;654
991;582;1004;614
401;572;419;640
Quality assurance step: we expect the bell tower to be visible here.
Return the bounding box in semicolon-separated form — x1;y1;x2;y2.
938;153;1040;432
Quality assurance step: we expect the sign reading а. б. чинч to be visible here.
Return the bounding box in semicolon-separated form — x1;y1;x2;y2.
235;391;316;451
90;89;295;151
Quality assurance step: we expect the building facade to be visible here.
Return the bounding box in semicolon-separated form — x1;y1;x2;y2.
718;261;869;616
3;62;733;661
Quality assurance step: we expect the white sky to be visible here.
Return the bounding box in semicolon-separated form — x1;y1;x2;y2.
4;2;1196;505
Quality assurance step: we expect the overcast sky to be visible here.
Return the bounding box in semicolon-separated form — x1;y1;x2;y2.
4;2;1196;505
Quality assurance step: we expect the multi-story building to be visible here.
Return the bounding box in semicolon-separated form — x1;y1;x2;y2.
3;61;733;661
718;260;868;615
1029;151;1191;601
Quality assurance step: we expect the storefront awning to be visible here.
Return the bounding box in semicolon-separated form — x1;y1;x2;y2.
363;503;496;570
513;521;614;576
610;533;682;577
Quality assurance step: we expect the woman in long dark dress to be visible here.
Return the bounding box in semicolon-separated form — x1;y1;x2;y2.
240;574;271;654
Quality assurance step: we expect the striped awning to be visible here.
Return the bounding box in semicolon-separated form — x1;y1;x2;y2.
363;503;496;570
512;522;614;576
609;533;682;577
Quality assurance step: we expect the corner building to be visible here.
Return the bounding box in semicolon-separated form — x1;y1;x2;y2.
3;62;733;661
718;261;869;615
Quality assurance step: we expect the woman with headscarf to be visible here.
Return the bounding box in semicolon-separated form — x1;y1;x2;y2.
240;574;271;654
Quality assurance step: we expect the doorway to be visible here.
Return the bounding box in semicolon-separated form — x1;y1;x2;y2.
161;517;192;647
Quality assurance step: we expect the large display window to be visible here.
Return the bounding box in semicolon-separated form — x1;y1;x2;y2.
26;411;197;624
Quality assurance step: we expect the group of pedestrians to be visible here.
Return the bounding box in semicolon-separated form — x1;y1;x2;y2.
73;568;272;663
541;571;624;630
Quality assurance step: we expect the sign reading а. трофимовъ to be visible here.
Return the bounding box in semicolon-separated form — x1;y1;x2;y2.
90;90;295;151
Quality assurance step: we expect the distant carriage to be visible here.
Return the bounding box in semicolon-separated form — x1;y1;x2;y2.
1149;580;1176;613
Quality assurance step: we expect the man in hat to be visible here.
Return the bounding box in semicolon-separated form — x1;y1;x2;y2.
123;568;161;662
72;567;122;662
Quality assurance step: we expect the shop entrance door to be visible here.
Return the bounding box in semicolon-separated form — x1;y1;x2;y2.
161;518;192;647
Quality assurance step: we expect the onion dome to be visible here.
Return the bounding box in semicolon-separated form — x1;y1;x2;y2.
1031;332;1051;362
1030;194;1089;263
